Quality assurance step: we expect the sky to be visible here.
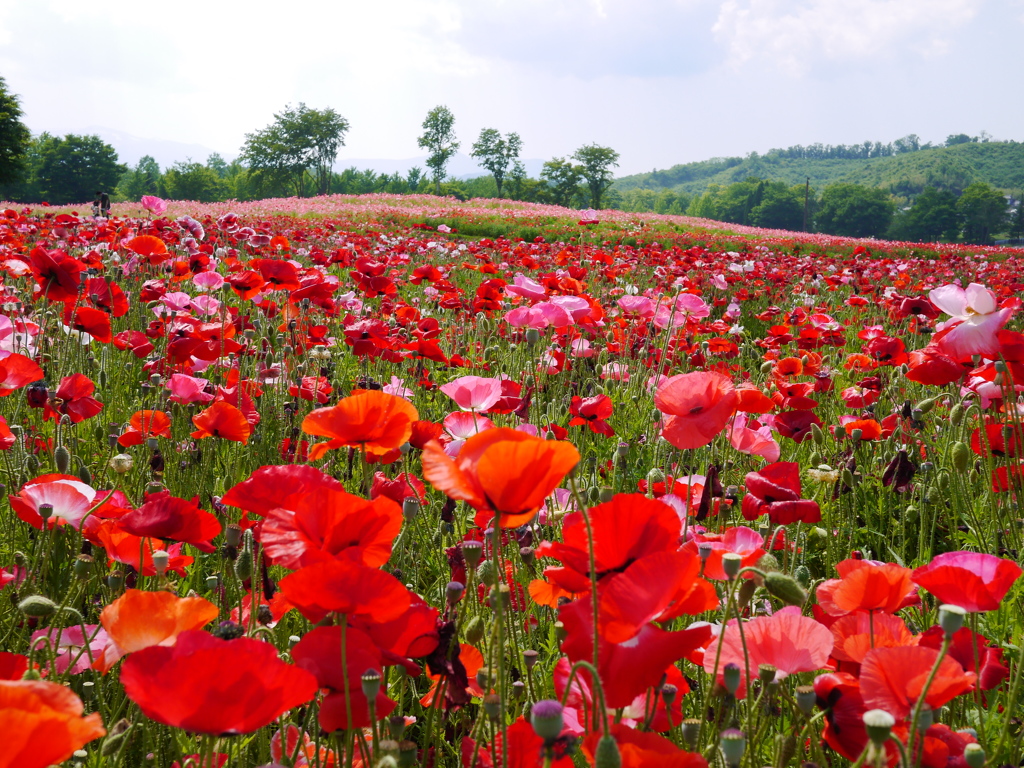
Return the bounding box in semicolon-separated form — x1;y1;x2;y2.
1;0;1022;177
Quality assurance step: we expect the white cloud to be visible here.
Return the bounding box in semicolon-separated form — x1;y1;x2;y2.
713;0;981;74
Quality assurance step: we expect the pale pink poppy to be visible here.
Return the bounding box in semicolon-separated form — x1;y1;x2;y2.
158;292;193;314
505;274;548;302
600;362;630;381
653;293;710;329
383;376;414;400
189;294;221;316
929;282;1014;358
31;624;109;675
711;274;729;290
549;295;592;323
441;411;495;456
11;475;98;529
141;195;168;215
578;209;599;225
704;606;833;697
167;373;215;404
193;271;225;291
569;338;595;358
440;375;504;412
729;414;781;463
437;224;452;233
616;295;655;317
505;305;554;329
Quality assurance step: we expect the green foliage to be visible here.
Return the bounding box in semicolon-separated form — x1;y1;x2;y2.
115;155;162;202
815;183;895;238
240;103;349;197
417;105;459;194
750;182;806;231
957;181;1008;244
887;187;960;243
572;143;620;209
470;128;522;198
162;160;226;202
0;76;31;186
33;133;126;205
540;157;584;208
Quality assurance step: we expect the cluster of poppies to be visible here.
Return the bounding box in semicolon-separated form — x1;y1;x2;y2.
1;196;1023;768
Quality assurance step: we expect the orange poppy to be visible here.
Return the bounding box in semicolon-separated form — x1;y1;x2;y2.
817;560;917;616
0;679;106;768
118;410;172;447
844;419;882;441
421;427;580;528
95;589;218;673
583;724;707;768
302;390;419;460
190;401;252;444
860;646;976;720
829;610;918;664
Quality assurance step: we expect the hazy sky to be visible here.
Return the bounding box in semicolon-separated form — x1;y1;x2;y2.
2;0;1021;176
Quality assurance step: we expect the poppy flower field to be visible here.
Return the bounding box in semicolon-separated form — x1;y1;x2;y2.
3;192;1024;768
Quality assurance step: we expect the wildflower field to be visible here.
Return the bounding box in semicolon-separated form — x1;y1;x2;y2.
2;192;1024;768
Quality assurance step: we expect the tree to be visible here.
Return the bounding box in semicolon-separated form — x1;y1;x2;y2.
240;103;349;197
162;160;225;202
418;106;459;194
115;155;162;201
470;128;522;198
945;133;976;147
540;157;584;208
35;134;126;205
957;182;1008;244
572;144;620;209
815;183;895;238
1009;195;1024;242
887;187;960;243
206;153;229;179
749;182;804;231
0;76;31;185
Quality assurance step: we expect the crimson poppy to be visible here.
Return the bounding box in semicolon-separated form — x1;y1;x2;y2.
29;246;84;302
0;679;106;768
905;344;965;387
0;353;44;397
741;462;821;525
568;394;615;436
43;374;103;424
655;371;738;449
190;401;251;444
814;672;903;764
116;491;221;553
66;306;112;343
120;630;317;735
303;389;419;460
911;551;1022;612
291;625;397;731
260;487;402;570
422;427;579;528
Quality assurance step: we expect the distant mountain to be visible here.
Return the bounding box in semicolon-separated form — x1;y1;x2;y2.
614;141;1024;198
86;126;232;171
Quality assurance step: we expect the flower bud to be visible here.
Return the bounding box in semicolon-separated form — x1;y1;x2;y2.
763;571;808;606
464;615;485;644
19;595;57;617
719;729;746;767
530;699;564;742
361;668;382;700
646;467;666;485
461;540;484;569
234;552;253;581
54;445;71;474
810;422;825;445
939;604;966;638
863;709;895;746
951;441;971;473
594;734;622;768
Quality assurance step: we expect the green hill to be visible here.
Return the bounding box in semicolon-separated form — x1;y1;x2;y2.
615;139;1024;199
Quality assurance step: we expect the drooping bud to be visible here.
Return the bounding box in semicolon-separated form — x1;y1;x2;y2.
464;615;485;644
951;442;971;473
763;571;808;606
594;734;621;768
54;445;71;474
19;595;57;617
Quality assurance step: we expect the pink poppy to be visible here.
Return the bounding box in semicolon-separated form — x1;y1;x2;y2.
140;195;168;215
504;274;548;302
9;474;97;530
912;551;1022;612
439;375;503;412
729;414;781;462
929;282;1014;358
616;295;655;317
167;373;215;405
193;271;225;291
656;371;737;450
704;606;833;697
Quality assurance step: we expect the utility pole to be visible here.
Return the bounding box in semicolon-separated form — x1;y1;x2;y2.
803;177;810;232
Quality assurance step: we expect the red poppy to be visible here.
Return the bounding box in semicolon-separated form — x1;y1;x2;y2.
29;246;84;301
116;491;222;553
559;595;710;708
905;344;964;387
289;375;333;404
278;558;412;624
303;389;419;460
911;551;1022;612
95;589;219;674
0;679;106;768
814;672;902;764
291;625;397;731
0;353;44;397
969;423;1019;458
89;520;194;577
120;630;317;735
741;462;821;524
568;394;614;436
118;410;172;447
773;409;823;443
582;724;707;768
918;626;1009;690
859;645;976;720
66;306;112;343
190;401;251;444
43;374;103;423
655;371;738;449
260;487;402;570
422;427;579;528
222;464;344;518
537;494;682;594
464;717;574;768
816;559;917;616
0;652;27;680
